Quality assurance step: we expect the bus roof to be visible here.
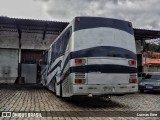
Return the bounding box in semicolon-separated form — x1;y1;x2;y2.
73;16;134;35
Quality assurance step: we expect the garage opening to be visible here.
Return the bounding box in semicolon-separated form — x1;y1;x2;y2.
20;49;44;84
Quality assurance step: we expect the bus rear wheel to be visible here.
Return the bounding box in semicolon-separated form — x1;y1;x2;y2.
60;84;62;97
54;81;57;94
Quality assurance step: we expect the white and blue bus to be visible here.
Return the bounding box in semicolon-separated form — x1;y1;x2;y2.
41;16;138;97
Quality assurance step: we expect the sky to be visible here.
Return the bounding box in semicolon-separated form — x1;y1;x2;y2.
0;0;160;30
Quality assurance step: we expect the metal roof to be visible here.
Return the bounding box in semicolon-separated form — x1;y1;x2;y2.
0;16;68;34
0;16;160;41
133;28;160;40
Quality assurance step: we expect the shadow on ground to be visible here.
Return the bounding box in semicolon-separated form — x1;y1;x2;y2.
139;90;160;95
61;96;127;109
0;84;43;90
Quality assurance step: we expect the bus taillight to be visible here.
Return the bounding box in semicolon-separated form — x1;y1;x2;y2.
75;79;85;84
129;79;138;83
77;18;81;22
128;60;136;65
75;59;86;64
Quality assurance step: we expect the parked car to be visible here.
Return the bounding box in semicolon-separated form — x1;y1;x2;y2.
138;72;147;82
138;72;160;93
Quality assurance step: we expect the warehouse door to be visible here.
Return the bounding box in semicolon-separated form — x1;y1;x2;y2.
21;50;43;84
21;64;37;84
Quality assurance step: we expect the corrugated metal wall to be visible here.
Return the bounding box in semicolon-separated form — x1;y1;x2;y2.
0;49;18;83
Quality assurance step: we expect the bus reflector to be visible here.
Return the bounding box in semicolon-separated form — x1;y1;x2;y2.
75;59;86;64
128;60;136;65
75;79;85;84
129;79;138;83
128;22;132;27
77;18;80;22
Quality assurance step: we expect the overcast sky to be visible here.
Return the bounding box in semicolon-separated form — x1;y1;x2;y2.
0;0;160;30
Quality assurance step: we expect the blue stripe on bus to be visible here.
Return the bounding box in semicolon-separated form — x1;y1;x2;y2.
47;60;62;76
47;46;136;76
46;71;58;86
57;65;137;85
71;65;137;73
71;46;136;59
74;17;134;35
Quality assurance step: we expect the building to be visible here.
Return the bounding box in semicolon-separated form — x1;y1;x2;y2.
143;52;160;72
0;16;68;84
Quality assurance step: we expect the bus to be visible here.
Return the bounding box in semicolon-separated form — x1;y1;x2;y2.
41;16;138;98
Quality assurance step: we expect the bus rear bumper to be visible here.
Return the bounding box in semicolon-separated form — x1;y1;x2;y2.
72;84;138;96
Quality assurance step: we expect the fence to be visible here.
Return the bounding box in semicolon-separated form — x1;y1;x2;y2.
143;65;160;72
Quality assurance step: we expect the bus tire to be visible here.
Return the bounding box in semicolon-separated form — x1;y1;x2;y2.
54;81;57;94
60;84;62;97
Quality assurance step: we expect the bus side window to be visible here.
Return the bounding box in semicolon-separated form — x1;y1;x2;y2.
50;27;72;62
51;43;56;62
59;37;63;55
55;42;59;58
48;47;52;64
65;27;72;52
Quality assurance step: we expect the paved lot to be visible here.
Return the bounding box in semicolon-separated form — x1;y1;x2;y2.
0;84;160;120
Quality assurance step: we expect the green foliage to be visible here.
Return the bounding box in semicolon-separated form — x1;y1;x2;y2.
143;42;160;52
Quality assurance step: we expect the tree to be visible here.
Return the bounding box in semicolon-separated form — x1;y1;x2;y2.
143;42;160;52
